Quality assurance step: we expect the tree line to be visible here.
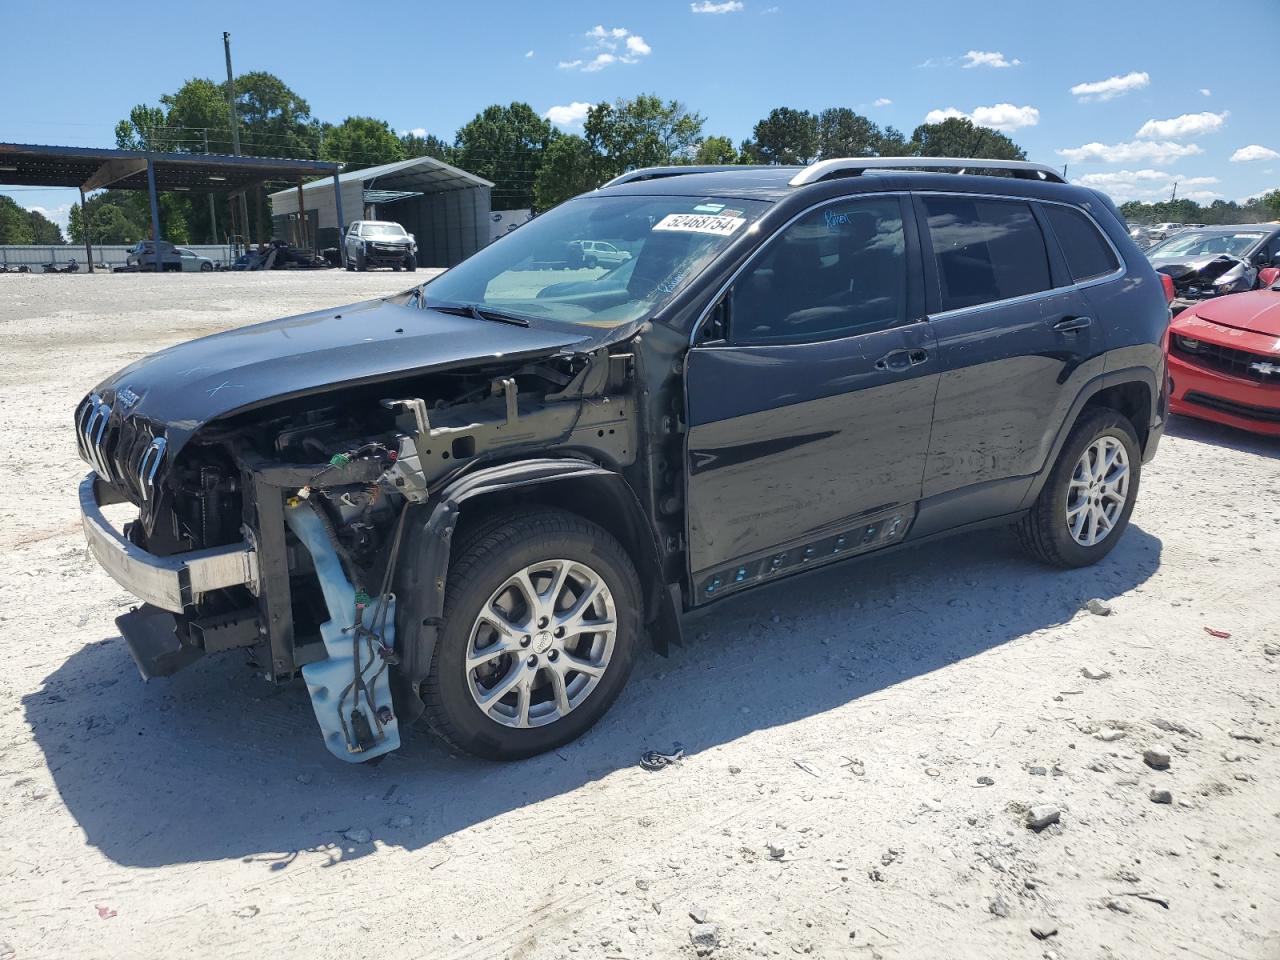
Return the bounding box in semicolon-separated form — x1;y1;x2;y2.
0;195;65;244
66;71;1030;246
1119;193;1280;226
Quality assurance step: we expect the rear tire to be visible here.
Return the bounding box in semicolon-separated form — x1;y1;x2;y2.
421;509;642;760
1016;408;1141;568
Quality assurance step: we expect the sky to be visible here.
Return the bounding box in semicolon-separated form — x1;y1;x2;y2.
3;0;1278;235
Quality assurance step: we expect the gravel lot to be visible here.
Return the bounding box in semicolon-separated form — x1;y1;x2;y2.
1;272;1278;960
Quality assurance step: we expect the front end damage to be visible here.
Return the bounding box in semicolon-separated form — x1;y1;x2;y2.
1156;255;1258;314
76;333;639;763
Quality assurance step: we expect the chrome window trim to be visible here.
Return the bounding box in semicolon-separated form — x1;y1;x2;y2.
687;191;913;348
913;190;1126;322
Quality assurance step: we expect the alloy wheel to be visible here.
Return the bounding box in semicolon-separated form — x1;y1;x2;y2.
1065;435;1130;546
465;559;617;728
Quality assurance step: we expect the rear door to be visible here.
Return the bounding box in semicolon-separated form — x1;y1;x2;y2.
684;194;938;598
913;193;1108;530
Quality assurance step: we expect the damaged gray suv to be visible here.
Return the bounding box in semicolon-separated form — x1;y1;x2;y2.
76;158;1170;764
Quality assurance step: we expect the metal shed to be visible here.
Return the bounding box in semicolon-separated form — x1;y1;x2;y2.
269;156;493;268
0;142;341;270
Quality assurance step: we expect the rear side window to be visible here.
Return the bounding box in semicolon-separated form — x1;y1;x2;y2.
921;196;1051;311
1044;205;1120;283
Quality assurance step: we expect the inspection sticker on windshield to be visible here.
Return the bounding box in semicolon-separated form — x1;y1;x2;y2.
653;213;746;236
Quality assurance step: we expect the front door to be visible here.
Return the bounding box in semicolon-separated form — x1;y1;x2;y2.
684;194;938;600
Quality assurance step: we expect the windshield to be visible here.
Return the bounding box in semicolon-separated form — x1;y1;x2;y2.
1147;231;1264;259
361;223;406;237
422;195;770;328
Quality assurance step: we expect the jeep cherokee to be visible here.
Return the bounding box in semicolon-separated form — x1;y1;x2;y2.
75;157;1170;763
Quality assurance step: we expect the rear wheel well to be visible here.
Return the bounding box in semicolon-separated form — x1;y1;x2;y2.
451;476;665;633
1082;380;1151;450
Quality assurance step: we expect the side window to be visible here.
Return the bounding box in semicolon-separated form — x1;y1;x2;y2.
922;196;1052;311
729;196;908;344
1044;205;1121;283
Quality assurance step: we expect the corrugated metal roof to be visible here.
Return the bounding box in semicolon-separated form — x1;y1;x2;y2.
269;155;492;200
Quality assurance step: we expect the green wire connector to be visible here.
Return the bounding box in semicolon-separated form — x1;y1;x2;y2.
329;452;352;467
354;590;372;606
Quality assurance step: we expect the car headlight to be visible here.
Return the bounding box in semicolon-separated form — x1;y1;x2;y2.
1213;263;1247;292
1173;334;1202;353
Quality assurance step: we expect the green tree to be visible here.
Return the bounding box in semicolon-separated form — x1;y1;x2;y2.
694;135;738;165
320;116;405;166
232;71;321;159
584;94;705;177
743;107;820;164
1262;189;1280;221
27;208;63;244
533;135;599;210
908;117;1027;161
68;192;150;245
0;195;36;244
816;108;882;158
401;131;456;163
162;78;232;152
455;103;556;210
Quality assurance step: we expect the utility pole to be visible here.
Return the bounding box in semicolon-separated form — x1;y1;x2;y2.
223;31;251;252
1170;180;1178;203
203;129;218;245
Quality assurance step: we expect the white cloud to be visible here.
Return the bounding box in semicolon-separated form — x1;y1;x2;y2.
1136;111;1227;140
401;127;428;138
924;103;1039;132
962;50;1020;68
562;25;651;71
543;102;592;128
1230;144;1280;162
1057;140;1204;165
1199;88;1211;97
525;50;534;58
1069;71;1149;102
1073;169;1221;203
691;0;743;11
873;98;892;107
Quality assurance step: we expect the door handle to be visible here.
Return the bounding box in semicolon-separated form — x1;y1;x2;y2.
874;348;929;371
1052;315;1093;332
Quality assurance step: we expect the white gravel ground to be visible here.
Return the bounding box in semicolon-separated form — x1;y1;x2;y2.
1;272;1278;960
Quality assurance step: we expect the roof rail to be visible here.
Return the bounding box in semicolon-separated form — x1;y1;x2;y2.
789;157;1067;187
600;164;779;188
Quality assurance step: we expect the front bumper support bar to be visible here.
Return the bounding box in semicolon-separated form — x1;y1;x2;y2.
78;473;260;613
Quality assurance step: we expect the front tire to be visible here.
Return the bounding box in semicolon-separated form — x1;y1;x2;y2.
1016;408;1141;567
355;249;368;272
405;254;416;272
421;509;641;760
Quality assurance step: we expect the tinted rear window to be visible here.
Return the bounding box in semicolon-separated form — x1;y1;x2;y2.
922;196;1051;311
1045;205;1120;283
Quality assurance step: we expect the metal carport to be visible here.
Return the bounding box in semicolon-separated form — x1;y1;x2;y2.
0;142;341;271
269;156;493;268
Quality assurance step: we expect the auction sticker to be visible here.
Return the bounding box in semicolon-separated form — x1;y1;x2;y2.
653;213;746;236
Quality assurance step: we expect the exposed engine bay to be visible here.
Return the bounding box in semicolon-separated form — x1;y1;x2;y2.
80;342;641;762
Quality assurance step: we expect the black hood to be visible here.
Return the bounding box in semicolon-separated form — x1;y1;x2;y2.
1152;254;1242;282
84;296;589;456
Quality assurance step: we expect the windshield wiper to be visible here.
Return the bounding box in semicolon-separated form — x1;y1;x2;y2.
427;302;531;327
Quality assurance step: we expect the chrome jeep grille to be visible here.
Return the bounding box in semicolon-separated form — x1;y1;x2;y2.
77;393;115;481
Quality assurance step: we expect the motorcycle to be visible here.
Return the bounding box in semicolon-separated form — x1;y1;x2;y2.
41;259;80;274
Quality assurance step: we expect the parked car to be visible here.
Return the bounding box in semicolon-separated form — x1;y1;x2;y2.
1146;222;1187;243
74;157;1169;764
174;247;215;272
126;240;182;272
569;239;632;267
344;220;417;271
1146;224;1280;313
1167;272;1280;435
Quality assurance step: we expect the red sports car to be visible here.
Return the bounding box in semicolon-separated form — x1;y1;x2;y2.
1167;268;1280;436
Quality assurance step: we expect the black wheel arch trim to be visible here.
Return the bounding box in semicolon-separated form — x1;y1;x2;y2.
390;457;679;726
1019;366;1160;510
